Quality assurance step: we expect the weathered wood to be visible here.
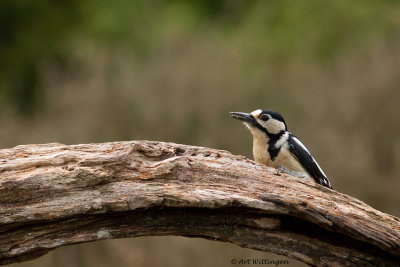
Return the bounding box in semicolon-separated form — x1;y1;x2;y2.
0;141;399;266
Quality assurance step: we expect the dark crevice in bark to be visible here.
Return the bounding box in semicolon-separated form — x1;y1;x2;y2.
2;208;399;266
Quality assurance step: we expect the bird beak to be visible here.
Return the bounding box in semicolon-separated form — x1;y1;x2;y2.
230;112;257;125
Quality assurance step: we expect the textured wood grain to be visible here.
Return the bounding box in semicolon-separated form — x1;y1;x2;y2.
0;141;399;266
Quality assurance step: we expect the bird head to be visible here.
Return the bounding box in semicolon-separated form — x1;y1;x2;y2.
230;109;287;137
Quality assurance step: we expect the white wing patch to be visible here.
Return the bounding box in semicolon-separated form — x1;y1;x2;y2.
313;157;327;178
292;136;310;153
292;136;327;178
275;132;289;148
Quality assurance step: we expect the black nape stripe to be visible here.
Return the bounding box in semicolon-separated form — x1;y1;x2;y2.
251;112;286;161
267;130;285;161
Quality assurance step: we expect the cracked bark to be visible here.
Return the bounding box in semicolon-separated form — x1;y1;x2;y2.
0;141;399;266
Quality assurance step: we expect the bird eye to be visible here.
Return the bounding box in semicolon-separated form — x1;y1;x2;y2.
260;114;269;121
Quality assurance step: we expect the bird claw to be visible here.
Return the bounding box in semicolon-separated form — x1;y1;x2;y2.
274;166;285;176
274;165;308;179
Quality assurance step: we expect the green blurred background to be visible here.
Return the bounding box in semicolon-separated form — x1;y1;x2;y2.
2;1;399;266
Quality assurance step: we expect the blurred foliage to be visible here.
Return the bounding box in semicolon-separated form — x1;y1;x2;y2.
2;0;400;114
0;0;84;113
2;1;400;266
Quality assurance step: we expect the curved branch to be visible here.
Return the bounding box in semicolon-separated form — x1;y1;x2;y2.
0;141;399;266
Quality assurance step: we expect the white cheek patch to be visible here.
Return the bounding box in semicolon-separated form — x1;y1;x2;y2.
250;109;286;135
265;120;285;134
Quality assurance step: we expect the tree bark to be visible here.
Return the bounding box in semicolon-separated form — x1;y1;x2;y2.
0;141;399;266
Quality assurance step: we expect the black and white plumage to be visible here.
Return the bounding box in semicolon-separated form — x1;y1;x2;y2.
230;109;332;189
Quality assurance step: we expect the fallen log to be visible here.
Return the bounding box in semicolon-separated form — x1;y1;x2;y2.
0;141;399;266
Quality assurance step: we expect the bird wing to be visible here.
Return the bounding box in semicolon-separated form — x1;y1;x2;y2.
287;134;332;189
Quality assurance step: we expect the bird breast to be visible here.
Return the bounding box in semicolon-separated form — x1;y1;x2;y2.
252;133;306;174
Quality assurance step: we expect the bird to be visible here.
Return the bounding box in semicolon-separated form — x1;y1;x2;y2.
230;109;332;189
